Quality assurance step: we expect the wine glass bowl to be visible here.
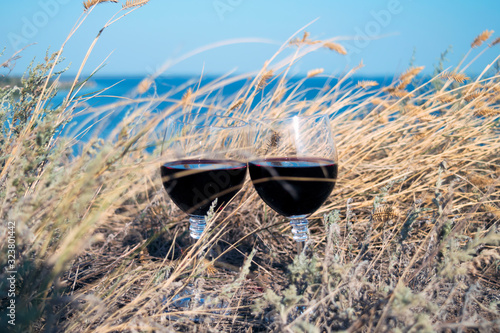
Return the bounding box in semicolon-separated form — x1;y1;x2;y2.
249;114;338;247
160;112;249;239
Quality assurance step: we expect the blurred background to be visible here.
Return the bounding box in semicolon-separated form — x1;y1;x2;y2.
1;0;499;78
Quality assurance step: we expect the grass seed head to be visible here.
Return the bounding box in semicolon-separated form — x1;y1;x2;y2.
440;71;470;83
181;87;192;105
257;70;274;90
83;0;118;11
473;107;500;117
307;68;324;78
137;77;153;94
436;94;456;103
122;0;150;9
389;88;414;98
289;31;321;46
471;29;494;48
464;90;487;102
489;37;500;47
398;66;425;89
229;98;244;111
323;42;347;55
373;205;400;223
356;80;379;89
417;114;436;122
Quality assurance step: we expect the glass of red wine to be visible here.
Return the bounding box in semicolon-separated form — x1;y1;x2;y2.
160;112;249;240
248;114;338;252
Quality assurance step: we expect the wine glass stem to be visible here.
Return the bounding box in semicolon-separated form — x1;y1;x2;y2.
290;217;309;253
189;215;206;239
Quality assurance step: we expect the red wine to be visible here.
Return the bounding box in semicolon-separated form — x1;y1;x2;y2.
249;157;337;217
161;159;247;216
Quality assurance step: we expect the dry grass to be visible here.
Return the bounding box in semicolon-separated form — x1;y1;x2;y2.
306;68;324;78
398;66;425;89
490;37;500;47
257;70;274;90
356;80;379;89
290;31;348;55
440;71;470;83
471;30;494;48
323;42;347;55
0;5;499;332
83;0;118;11
122;0;150;9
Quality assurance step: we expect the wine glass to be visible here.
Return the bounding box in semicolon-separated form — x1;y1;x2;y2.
160;112;249;240
248;114;338;253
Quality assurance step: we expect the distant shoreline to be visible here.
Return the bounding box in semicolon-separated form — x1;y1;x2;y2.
0;76;97;90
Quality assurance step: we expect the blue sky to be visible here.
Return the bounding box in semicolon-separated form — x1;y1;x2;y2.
1;0;499;77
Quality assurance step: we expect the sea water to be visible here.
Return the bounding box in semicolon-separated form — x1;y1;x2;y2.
52;75;391;155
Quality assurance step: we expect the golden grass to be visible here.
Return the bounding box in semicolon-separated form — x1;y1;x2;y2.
323;41;347;55
490;37;500;47
471;29;494;48
385;87;414;98
398;65;425;89
306;68;324;78
228;98;245;111
290;31;347;55
289;31;319;46
440;70;470;83
356;80;379;89
83;0;118;11
257;69;274;90
473;107;500;117
181;87;193;105
122;0;150;9
464;89;486;101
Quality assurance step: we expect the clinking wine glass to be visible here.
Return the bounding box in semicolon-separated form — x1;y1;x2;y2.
160;112;249;241
248;114;338;253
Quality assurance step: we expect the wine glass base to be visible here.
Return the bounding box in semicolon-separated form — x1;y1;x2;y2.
189;215;206;239
163;285;230;320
